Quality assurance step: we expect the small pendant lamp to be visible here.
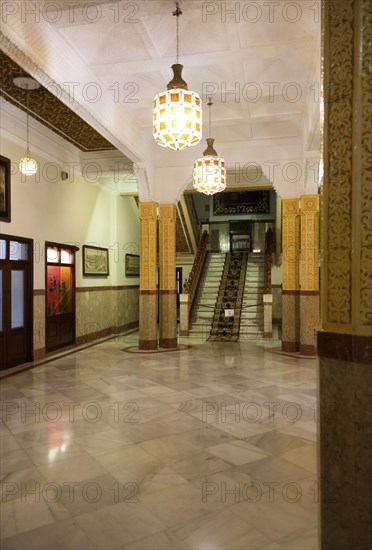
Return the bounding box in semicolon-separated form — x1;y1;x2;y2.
193;98;226;195
14;76;40;176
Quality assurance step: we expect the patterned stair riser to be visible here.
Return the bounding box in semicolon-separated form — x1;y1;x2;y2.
208;252;248;342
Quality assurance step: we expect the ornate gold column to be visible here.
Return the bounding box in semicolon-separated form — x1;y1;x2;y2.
281;199;300;352
299;194;320;356
319;1;372;548
158;204;177;348
139;202;158;350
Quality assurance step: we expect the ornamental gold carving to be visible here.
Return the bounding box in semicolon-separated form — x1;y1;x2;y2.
158;205;176;290
139;202;157;290
323;0;353;327
359;0;372;327
282;199;300;290
300;195;320;291
322;0;371;334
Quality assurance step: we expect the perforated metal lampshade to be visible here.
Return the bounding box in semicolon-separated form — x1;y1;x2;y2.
153;64;202;150
193;138;226;195
19;156;38;175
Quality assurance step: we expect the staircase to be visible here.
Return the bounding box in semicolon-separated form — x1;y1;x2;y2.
209;252;248;342
239;253;265;341
189;253;225;338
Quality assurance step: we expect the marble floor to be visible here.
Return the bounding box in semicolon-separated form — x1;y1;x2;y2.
0;333;319;549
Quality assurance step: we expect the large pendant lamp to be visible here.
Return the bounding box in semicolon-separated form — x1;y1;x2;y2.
153;2;202;151
193;99;226;195
14;76;40;176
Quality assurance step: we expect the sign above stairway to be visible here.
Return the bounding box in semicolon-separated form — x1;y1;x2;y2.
213;191;271;215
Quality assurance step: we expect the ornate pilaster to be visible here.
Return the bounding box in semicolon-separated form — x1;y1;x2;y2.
158;205;177;348
319;1;372;548
139;202;158;350
300;194;320;356
281;199;300;352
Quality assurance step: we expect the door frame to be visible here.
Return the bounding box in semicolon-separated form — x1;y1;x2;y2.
45;241;77;351
0;233;34;368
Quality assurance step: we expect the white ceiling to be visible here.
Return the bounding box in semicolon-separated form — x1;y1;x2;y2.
0;0;321;201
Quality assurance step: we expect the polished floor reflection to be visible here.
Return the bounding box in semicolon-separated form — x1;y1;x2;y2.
0;333;319;549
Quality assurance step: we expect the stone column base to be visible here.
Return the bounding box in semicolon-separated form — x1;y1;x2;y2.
282;290;300;352
139;291;157;351
159;290;177;348
300;291;319;356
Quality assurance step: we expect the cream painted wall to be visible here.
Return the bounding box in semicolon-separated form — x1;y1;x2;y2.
0;137;140;289
1;125;140;355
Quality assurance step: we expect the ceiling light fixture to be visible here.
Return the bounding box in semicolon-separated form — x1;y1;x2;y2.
153;2;202;150
13;76;40;176
193;98;226;195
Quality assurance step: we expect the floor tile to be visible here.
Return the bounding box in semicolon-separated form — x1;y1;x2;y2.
0;336;319;549
206;440;269;466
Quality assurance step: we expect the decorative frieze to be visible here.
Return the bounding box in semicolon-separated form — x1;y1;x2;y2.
322;0;371;335
282;199;300;290
139;202;157;291
300;194;320;291
158;204;176;291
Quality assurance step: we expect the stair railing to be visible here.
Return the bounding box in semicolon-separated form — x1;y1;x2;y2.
264;228;273;338
265;228;273;294
180;230;209;335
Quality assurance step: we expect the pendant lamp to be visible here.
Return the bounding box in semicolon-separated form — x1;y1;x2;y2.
153;2;202;150
193;99;226;195
14;76;40;176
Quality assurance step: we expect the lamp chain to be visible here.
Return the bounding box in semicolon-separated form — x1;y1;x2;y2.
26;83;30;155
208;97;212;138
173;2;182;64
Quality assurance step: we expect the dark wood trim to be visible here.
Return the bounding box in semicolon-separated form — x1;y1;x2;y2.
271;284;282;289
0;327;139;379
76;321;139;344
159;289;177;295
300;290;320;296
34;289;45;296
45;242;76;352
263;332;273;339
46;241;79;251
76;285;139;293
0;234;34;368
140;290;157;295
317;331;372;365
282;290;300;295
0;155;11;222
35;285;139;295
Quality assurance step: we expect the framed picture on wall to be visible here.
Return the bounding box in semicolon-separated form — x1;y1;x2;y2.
125;254;140;277
0;155;11;222
83;245;109;276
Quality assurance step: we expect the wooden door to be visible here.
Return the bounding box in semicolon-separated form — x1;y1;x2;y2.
0;236;33;369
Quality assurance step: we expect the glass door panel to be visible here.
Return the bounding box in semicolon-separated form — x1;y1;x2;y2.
10;241;28;261
11;270;24;328
47;265;73;316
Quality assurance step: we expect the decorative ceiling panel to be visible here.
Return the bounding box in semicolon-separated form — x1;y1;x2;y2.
0;50;115;152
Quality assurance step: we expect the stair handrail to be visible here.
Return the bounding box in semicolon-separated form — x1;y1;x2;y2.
265;228;273;294
184;230;209;305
